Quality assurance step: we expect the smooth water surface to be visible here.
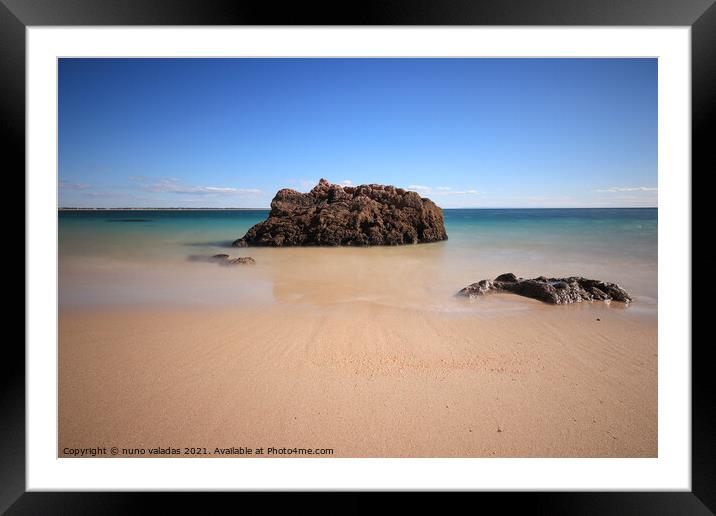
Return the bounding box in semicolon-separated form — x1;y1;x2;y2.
59;208;657;311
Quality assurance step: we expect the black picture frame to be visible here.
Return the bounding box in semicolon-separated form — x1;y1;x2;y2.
4;0;713;513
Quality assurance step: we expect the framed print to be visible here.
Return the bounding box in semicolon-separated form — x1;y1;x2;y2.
5;0;713;512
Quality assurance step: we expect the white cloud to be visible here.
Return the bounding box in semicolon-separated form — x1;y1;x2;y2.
59;180;92;190
449;189;480;195
202;186;254;193
407;185;479;196
81;191;112;198
134;178;261;195
595;186;658;193
338;179;353;186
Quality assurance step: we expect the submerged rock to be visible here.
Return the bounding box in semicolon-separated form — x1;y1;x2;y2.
225;256;256;265
458;274;631;305
232;178;448;247
188;254;255;265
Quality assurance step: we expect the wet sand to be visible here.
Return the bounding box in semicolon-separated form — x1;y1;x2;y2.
59;298;657;457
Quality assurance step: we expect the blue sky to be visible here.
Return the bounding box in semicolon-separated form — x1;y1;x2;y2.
58;58;657;208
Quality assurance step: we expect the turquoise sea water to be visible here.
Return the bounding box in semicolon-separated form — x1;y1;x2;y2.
59;208;657;310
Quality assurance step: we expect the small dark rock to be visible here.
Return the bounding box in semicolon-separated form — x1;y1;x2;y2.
225;257;256;265
458;273;631;305
188;254;255;265
494;272;518;283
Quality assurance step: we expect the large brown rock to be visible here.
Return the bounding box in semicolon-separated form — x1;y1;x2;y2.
458;273;632;305
233;179;448;247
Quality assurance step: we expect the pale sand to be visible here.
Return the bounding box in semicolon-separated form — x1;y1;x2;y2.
59;299;656;457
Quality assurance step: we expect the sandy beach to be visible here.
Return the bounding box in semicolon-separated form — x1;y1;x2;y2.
59;296;656;458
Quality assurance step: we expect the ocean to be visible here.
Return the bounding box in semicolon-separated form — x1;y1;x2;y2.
58;208;657;311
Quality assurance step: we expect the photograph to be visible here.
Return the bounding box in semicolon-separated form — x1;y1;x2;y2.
57;57;658;459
